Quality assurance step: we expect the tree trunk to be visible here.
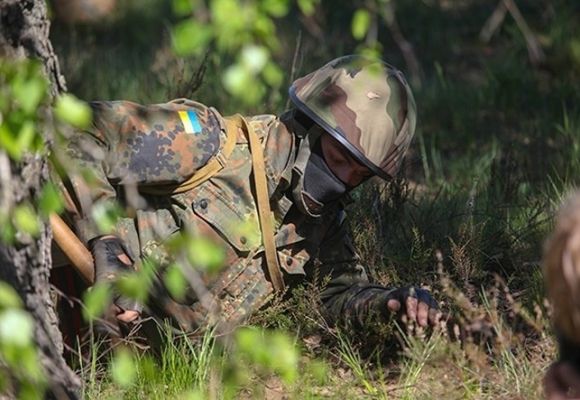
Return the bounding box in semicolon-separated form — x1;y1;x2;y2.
0;0;79;398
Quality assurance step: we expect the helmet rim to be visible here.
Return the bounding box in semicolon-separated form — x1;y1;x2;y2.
288;84;391;181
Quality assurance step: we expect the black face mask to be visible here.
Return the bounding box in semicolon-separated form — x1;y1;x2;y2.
302;139;348;206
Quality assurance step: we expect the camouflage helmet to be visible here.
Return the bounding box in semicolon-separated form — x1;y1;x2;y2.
289;55;417;180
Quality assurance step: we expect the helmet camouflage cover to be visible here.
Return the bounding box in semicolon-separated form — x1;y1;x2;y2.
289;55;417;180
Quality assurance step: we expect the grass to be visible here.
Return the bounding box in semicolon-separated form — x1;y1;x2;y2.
71;274;555;399
46;0;580;398
79;324;220;399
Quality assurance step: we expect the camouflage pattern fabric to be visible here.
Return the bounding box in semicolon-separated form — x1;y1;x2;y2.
290;55;417;180
62;96;398;332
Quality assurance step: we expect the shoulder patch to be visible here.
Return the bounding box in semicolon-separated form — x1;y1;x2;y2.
178;110;203;135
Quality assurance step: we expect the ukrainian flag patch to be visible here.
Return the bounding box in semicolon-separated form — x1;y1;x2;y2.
178;110;202;135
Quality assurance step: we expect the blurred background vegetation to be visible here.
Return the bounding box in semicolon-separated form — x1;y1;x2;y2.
42;0;580;397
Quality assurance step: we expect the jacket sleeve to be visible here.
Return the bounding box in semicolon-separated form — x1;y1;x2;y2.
316;210;395;328
62;99;223;243
63;101;127;242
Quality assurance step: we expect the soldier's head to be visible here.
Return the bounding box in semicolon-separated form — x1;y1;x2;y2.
287;55;417;217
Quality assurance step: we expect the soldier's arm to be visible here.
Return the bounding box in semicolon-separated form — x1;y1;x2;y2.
63;99;222;242
315;211;391;327
63;101;129;242
316;210;439;328
60;101;144;321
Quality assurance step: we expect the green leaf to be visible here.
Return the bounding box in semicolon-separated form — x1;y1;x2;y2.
115;272;150;304
261;0;289;17
171;20;213;56
222;63;265;105
12;72;47;115
263;61;284;87
223;63;252;96
241;45;269;74
254;14;278;46
18;381;45;400
54;94;92;129
0;309;34;347
212;0;244;28
91;201;122;235
297;0;317;16
186;237;225;273
236;327;262;354
172;0;195;16
163;263;188;302
13;204;40;237
15;120;36;154
235;328;299;384
358;46;382;61
82;283;112;321
0;282;23;309
39;183;64;217
0;123;21;160
352;9;371;40
269;331;299;383
110;348;136;387
0;216;15;243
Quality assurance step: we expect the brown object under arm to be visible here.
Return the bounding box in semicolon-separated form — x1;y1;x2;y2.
50;213;95;284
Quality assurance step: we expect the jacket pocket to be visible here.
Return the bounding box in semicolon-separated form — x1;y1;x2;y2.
277;247;308;275
219;259;273;324
191;183;262;253
136;206;181;264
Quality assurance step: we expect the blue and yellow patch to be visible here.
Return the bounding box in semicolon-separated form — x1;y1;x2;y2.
178;110;202;135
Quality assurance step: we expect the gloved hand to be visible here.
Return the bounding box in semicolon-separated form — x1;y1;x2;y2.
88;235;142;323
384;286;440;327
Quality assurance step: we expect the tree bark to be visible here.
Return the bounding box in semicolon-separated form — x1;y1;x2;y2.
0;0;79;398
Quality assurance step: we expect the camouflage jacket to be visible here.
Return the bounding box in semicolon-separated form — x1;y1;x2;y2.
64;98;393;330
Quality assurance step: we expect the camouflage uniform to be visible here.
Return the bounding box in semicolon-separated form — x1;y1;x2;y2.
63;57;416;331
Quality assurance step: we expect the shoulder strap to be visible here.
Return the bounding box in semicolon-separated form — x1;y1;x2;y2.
139;113;285;291
226;114;285;292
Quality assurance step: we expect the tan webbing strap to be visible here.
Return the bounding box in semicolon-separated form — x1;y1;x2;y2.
140;119;238;195
133;113;284;291
225;114;285;292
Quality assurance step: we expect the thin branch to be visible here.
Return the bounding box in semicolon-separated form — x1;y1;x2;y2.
504;0;545;65
479;1;508;43
380;1;423;87
285;29;303;110
480;0;545;66
171;51;210;100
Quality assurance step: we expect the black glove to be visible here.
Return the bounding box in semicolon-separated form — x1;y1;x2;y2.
88;235;142;315
385;286;438;308
384;286;440;327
